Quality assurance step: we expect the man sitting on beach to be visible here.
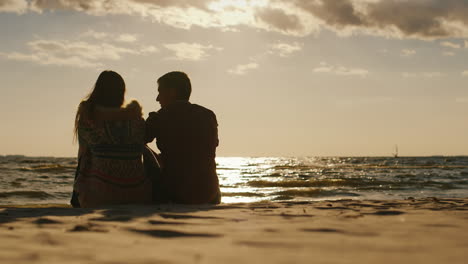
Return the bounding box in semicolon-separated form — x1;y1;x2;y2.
145;71;221;204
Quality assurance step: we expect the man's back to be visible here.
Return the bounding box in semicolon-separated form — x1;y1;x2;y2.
146;101;220;204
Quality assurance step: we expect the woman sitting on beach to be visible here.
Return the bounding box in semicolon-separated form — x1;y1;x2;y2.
72;70;152;207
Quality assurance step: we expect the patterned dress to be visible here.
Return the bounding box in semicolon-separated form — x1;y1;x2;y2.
74;108;152;207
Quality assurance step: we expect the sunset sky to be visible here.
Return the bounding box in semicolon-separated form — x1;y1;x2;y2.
1;0;468;157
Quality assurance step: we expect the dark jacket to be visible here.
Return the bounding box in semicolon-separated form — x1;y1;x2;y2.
146;101;220;204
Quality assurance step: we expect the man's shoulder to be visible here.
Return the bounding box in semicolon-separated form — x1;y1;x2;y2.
191;104;216;116
148;103;216;121
167;102;216;117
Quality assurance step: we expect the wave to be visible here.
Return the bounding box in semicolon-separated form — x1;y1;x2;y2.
17;164;76;173
248;179;363;188
18;159;49;164
273;188;323;197
0;191;54;199
272;165;468;171
247;177;464;190
273;188;361;200
221;192;265;197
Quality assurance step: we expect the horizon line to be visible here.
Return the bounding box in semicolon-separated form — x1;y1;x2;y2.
1;154;467;159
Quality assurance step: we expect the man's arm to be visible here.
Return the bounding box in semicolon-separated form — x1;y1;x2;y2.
209;110;219;148
213;113;219;147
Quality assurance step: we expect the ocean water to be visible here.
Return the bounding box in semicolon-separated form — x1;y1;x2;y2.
1;156;468;205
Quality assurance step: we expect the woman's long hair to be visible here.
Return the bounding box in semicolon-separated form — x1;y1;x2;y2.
74;71;126;141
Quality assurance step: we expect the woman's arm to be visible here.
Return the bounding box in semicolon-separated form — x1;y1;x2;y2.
77;124;89;161
77;144;88;160
95;100;143;121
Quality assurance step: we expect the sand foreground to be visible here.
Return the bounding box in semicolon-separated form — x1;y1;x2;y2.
1;198;467;264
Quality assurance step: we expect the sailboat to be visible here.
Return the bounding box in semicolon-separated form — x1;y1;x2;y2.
393;145;399;158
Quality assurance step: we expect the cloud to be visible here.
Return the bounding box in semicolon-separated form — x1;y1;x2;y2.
3;0;468;39
164;42;220;61
0;38;157;68
1;51;102;68
292;0;364;28
313;62;369;77
440;41;462;49
422;72;445;78
240;41;302;68
257;0;468;39
401;49;416;57
27;0;261;31
140;45;158;54
443;51;456;56
268;42;302;57
254;7;308;36
268;0;468;39
361;0;468;39
28;0;138;15
80;30;139;43
80;29;157;53
116;34;138;43
80;30;109;40
228;62;259;75
0;0;27;13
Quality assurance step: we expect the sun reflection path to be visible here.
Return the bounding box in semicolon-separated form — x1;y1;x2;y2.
216;157;275;203
215;157;323;203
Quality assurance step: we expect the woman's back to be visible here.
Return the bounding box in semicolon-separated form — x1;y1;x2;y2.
74;101;152;207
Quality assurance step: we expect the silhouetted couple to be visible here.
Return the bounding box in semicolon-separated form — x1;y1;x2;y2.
71;71;220;208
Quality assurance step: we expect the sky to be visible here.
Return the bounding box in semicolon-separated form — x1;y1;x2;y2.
0;0;468;157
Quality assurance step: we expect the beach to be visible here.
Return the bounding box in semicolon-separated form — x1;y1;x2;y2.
1;198;467;264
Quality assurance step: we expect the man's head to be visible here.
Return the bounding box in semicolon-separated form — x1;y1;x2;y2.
156;71;192;108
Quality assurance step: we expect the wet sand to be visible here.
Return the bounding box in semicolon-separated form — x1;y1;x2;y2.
1;198;467;264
